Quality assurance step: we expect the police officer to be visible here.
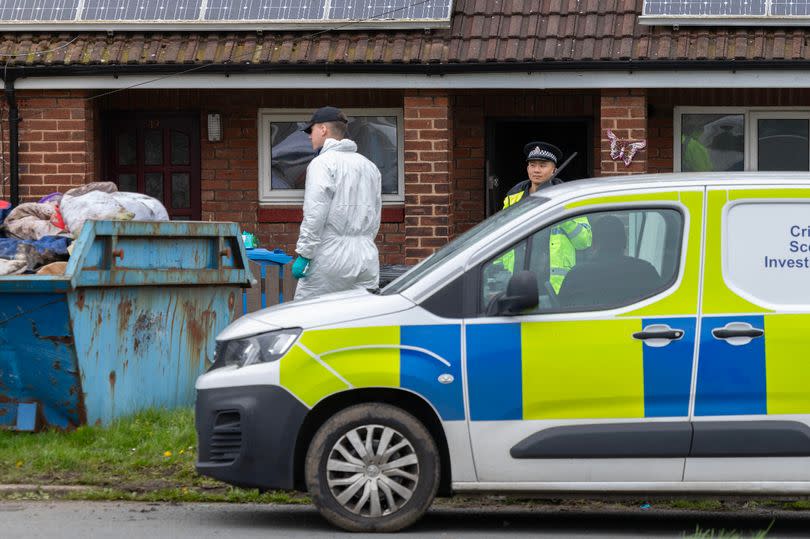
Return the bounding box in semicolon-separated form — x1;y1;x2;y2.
503;141;566;207
500;141;592;294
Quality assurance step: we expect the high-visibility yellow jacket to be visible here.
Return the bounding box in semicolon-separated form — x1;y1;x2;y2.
500;180;592;293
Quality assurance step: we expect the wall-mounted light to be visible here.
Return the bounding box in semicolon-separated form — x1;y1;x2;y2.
207;113;222;142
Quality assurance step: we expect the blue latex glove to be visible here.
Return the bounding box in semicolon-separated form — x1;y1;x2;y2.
291;256;311;279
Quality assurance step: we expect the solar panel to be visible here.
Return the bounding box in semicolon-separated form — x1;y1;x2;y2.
203;0;323;21
328;0;452;20
643;0;767;16
772;0;810;15
0;0;455;26
0;0;79;21
82;0;202;21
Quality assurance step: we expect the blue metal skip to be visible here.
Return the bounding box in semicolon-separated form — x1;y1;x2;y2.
0;220;252;430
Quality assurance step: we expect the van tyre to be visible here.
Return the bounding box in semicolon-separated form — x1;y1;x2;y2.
305;403;439;532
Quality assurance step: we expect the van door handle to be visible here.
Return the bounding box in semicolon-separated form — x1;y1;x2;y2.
711;322;764;346
633;329;684;340
632;324;684;347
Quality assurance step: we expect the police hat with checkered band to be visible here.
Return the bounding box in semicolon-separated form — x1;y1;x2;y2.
524;141;563;164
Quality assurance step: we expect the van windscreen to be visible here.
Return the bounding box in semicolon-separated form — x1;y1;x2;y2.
382;196;548;294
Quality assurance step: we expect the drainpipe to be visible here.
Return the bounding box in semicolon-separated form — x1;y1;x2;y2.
4;77;20;206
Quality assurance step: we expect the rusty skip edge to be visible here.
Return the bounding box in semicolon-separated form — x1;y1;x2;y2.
0;220;252;294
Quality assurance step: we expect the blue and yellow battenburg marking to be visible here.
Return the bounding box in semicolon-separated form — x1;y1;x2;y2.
696;188;810;416
696;314;810;416
279;325;464;420
466;318;696;421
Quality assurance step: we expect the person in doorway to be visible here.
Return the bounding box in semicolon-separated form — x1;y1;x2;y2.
500;141;592;293
503;142;566;208
291;106;382;301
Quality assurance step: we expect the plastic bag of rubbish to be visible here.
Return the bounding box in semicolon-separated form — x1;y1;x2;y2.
113;191;169;222
60;190;135;236
2;202;66;240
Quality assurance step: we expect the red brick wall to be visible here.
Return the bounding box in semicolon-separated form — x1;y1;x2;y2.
403;92;453;264
14;90;95;200
599;89;647;176
451;94;485;236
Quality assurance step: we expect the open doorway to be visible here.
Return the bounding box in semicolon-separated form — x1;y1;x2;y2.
485;118;593;216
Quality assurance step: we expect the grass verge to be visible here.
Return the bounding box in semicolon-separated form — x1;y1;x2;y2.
0;407;307;504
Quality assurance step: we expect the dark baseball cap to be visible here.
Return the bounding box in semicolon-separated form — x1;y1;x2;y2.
301;106;349;134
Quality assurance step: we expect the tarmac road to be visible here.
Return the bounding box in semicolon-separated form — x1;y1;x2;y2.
2;500;810;538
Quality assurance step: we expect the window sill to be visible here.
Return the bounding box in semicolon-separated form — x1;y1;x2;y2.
258;205;405;223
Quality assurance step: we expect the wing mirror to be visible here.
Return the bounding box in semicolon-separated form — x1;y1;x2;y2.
497;270;539;315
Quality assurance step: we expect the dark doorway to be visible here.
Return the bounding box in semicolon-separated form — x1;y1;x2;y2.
102;112;201;220
485;118;593;216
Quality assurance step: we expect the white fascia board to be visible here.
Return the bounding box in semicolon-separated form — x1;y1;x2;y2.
14;69;810;90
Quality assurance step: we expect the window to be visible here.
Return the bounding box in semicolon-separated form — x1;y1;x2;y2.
481;209;683;314
675;108;810;172
382;196;548;295
725;201;810;308
258;108;404;203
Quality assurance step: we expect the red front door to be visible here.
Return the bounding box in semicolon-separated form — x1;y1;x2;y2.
103;112;201;220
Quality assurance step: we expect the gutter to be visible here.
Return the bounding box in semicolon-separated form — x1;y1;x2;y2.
3;77;20;207
7;59;810;79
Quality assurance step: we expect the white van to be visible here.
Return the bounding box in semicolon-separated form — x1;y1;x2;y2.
195;173;810;532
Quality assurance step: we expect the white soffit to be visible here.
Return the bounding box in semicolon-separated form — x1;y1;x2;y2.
11;70;810;90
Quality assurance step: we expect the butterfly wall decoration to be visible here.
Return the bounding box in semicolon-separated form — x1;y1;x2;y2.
607;129;647;167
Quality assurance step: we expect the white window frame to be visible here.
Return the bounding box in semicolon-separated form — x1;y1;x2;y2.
258;107;405;204
674;106;810;172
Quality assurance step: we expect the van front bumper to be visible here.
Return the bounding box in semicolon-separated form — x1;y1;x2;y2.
195;385;308;491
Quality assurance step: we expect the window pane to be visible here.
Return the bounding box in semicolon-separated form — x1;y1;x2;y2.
268;115;401;194
555;210;682;311
349;116;399;195
270;122;314;190
383;196;546;295
680;114;744;172
726;201;810;306
481;240;529;312
171;130;190;165
117;131;136;166
478;209;683;314
145;172;163;200
171;173;190;209
757;119;809;171
118;173;137;192
145;130;163;165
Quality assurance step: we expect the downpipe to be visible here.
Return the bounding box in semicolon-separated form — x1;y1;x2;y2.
4;77;20;206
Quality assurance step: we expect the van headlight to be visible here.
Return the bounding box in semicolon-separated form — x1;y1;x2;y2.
212;328;302;370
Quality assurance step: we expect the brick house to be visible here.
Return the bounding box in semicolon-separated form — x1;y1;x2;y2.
3;0;810;264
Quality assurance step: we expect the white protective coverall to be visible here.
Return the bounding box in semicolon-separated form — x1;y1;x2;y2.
294;137;382;300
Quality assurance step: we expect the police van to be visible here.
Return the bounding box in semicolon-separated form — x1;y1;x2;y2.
195;173;810;532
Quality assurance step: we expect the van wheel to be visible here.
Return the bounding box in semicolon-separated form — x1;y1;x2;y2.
305;403;439;532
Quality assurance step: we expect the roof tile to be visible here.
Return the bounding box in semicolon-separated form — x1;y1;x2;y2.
5;2;810;69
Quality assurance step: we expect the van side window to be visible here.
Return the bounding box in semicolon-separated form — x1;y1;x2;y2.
480;208;683;315
725;201;810;307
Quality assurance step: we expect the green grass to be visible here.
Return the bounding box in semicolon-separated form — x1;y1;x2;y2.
0;407;307;504
684;521;774;538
